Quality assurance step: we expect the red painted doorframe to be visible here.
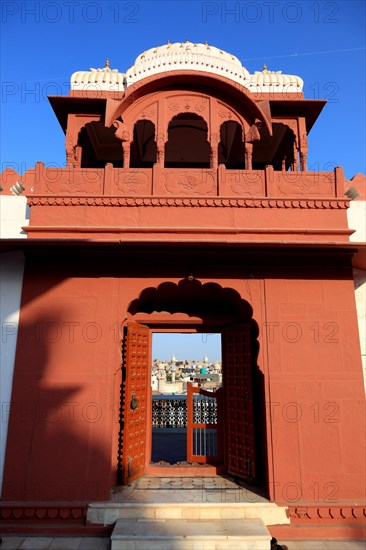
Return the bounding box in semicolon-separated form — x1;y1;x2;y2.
125;315;269;487
142;319;224;476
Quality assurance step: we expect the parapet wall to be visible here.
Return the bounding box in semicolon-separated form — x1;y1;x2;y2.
2;163;352;243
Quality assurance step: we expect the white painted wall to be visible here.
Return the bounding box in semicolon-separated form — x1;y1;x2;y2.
0;251;25;495
353;268;366;395
347;200;366;393
348;201;366;243
0;195;28;494
0;195;29;238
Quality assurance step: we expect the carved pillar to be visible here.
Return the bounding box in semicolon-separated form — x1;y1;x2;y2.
122;141;130;168
282;120;299;172
65;133;74;167
113;120;131;169
300;151;308;171
293;141;299;171
65;130;80;168
156;134;165;167
298;118;308;172
211;133;218;169
245;143;253;170
299;133;308;171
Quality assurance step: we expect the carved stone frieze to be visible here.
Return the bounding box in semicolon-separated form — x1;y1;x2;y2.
114;169;151;194
163;169;216;195
28;196;349;209
195;102;207;112
167;95;209;117
218;109;233;120
217;101;241;124
140;109;156;119
168;102;179;112
228;171;265;196
277;172;333;197
43;168;104;195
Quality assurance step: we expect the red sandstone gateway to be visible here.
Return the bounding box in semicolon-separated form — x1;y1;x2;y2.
0;41;365;541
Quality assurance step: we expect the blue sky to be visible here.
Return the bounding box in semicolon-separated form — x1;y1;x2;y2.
1;0;365;179
1;1;365;359
153;333;222;362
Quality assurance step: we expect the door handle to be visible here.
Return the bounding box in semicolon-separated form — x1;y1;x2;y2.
130;393;139;410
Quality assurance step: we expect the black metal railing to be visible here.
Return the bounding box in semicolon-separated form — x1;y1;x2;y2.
152;396;187;428
152;395;218;428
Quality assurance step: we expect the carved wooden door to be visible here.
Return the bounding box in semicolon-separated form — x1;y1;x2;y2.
222;323;256;482
187;382;223;464
122;322;150;484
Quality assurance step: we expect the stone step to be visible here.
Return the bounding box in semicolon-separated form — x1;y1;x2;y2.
111;517;271;549
87;501;289;527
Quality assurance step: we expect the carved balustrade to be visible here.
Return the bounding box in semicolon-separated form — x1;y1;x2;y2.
26;162;345;201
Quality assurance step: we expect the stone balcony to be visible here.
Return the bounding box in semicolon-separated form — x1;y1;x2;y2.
23;163;352;243
25;162;346;200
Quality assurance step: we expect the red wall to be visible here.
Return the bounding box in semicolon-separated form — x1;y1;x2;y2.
3;256;365;507
3;262;121;501
264;274;365;503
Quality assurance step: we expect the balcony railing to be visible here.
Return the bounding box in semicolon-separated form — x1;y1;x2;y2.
26;163;345;199
152;396;187;429
152;394;218;429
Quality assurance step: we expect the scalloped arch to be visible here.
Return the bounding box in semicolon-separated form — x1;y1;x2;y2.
105;70;272;136
128;279;253;320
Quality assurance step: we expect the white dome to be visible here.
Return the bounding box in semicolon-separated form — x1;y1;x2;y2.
135;41;243;67
245;66;303;93
70;60;126;92
70;47;303;94
125;40;250;87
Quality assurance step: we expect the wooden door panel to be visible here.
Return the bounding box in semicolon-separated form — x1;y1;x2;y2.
122;322;150;484
223;323;256;482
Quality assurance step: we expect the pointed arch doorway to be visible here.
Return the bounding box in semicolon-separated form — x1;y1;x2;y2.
119;281;266;492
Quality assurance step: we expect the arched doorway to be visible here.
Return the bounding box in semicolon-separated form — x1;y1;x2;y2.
218;121;245;169
164;113;211;168
78;121;124;167
119;280;268;494
130;120;157;168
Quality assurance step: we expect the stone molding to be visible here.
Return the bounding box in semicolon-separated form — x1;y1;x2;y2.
28;196;349;209
0;504;87;523
288;504;366;521
1;502;364;526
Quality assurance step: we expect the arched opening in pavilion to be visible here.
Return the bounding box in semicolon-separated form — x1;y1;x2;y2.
253;122;297;171
218;121;245;169
130;120;157;168
78;121;124;168
164;113;211;168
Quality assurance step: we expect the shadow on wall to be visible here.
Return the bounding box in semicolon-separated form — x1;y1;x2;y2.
2;305;116;503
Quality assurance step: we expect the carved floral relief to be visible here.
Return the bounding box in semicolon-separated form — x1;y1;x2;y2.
163;169;216;195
